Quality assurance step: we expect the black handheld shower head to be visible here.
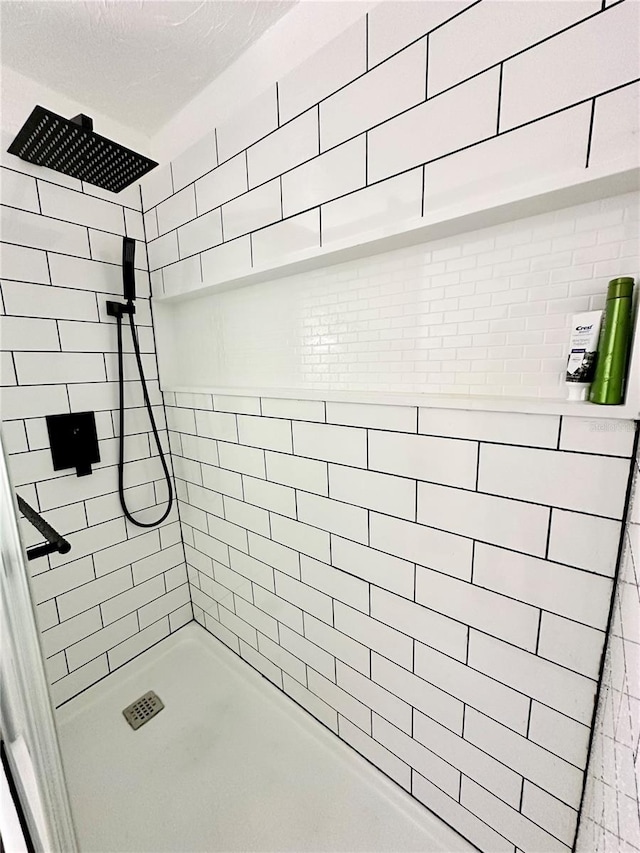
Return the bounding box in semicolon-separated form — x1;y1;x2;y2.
122;237;136;302
7;106;157;193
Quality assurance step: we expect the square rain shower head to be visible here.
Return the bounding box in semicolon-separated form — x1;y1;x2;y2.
7;106;158;193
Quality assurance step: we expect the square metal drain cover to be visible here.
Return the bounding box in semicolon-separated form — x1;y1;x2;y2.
122;690;164;730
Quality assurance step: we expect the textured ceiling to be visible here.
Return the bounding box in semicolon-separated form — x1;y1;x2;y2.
0;0;296;136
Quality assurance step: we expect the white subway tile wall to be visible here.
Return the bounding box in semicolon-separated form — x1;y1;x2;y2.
145;0;640;368
166;390;634;853
499;0;640;132
145;0;638;397
576;444;640;852
426;0;601;98
0;160;190;707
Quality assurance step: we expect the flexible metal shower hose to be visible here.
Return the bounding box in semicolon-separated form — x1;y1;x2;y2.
115;310;174;527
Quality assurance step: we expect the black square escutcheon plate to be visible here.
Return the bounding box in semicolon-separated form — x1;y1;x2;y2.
46;411;100;477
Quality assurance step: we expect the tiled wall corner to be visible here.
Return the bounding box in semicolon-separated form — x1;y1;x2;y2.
165;391;635;853
0;160;191;706
576;434;640;853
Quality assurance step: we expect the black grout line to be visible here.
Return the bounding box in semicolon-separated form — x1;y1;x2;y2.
52;596;62;625
585;97;597;168
525;697;533;739
316;103;321;155
43;250;53;285
214;128;220;167
11;351;19;386
364;132;368;185
544;509;553;559
365;13;369;72
534;610;543;654
496;63;504;135
33;178;43;216
275;82;280;127
424;33;430;100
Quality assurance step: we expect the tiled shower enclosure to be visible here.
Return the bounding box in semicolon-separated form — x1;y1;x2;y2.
1;0;639;852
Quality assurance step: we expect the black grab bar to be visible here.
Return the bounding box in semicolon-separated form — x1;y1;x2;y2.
16;495;71;561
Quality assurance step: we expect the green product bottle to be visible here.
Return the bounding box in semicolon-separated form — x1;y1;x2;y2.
589;277;635;405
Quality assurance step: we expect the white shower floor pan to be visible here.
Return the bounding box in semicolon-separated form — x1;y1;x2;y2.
57;623;474;853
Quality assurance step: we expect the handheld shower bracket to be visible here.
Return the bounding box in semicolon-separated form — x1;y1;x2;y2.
106;300;135;319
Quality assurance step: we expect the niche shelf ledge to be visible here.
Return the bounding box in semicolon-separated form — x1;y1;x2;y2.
153;163;639;304
162;385;640;421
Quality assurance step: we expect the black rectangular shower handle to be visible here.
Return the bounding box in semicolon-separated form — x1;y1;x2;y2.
122;237;136;302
